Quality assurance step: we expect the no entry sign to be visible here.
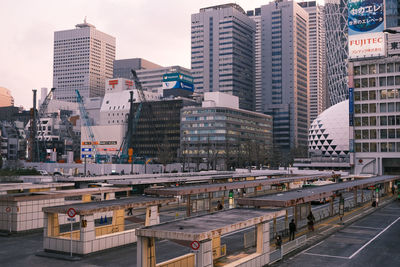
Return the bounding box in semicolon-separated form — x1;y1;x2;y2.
5;207;11;213
67;208;77;218
190;240;200;250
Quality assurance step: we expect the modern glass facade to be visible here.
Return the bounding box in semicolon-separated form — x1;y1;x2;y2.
324;0;348;106
131;99;198;161
259;0;309;151
181;106;272;169
191;4;256;111
351;58;400;175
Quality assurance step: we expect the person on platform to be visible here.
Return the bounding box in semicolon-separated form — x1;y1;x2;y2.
217;200;223;210
307;211;315;231
275;235;282;249
289;219;296;241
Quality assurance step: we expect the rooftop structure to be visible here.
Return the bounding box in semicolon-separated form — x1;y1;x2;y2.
237;175;399;207
53;20;116;102
0;87;14;107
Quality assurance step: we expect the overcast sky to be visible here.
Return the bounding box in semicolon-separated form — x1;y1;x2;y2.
0;0;279;108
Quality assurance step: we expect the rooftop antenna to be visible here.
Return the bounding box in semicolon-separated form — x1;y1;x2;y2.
84;16;87;23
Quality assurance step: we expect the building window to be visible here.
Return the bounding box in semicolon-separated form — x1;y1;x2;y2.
370;129;377;139
381;142;387;152
370;142;377;152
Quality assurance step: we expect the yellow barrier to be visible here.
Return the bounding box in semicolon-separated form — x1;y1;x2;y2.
156;253;195;267
82;194;91;202
58;230;80;240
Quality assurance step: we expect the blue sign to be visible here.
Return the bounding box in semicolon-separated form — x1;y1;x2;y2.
81;154;92;158
82;148;92;152
349;87;354;113
348;0;384;36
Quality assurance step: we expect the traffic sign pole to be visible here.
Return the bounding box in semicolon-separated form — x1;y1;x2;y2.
70;219;73;257
66;208;77;257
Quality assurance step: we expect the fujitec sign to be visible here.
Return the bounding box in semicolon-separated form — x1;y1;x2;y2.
348;0;385;59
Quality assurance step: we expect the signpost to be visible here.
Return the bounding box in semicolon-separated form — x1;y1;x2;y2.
67;208;77;257
190;240;200;251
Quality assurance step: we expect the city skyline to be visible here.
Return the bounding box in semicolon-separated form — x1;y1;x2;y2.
0;0;270;108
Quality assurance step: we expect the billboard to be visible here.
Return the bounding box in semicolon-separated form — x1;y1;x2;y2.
348;0;385;59
162;72;194;92
162;80;194;91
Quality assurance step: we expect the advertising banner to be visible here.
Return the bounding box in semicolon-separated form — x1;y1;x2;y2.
348;0;385;58
162;81;194;91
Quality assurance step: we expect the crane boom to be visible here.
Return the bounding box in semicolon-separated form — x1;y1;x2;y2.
76;90;98;161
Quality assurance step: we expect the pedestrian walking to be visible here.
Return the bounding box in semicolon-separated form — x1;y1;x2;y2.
127;207;133;216
307;211;315;231
275;235;282;249
289;219;296;241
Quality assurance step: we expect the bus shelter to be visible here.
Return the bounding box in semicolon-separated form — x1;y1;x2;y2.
237;175;399;235
0;187;130;233
144;175;334;217
136;208;285;267
42;196;174;255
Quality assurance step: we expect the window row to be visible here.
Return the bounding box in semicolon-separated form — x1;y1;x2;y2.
354;102;400;113
355;142;400;153
355;129;400;139
353;115;400;126
354;89;400;100
354;62;400;75
354;76;400;88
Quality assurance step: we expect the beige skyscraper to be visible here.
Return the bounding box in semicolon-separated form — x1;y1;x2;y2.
53;20;116;102
299;1;327;123
0;87;14;107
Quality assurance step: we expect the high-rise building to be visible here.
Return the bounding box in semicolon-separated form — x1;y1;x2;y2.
259;0;309;151
113;59;191;94
191;4;256;111
0;87;14;107
247;8;262;113
298;1;326;123
350;57;400;175
113;58;161;79
324;0;348;106
386;0;400;28
53;20;116;102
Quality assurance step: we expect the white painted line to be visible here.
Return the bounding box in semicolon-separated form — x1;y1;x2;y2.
319;226;335;235
349;216;400;259
349;225;383;230
344;213;363;223
303;252;349;259
302;240;325;253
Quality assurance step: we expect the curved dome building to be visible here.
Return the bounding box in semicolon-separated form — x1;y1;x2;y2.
308;100;349;156
0;87;14;107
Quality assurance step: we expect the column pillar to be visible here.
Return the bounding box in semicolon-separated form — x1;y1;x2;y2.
137;236;156;267
208;192;212;212
186;195;191;217
293;205;298;225
145;205;160;226
256;221;270;264
196;239;213;267
354;188;358;206
330;197;334;216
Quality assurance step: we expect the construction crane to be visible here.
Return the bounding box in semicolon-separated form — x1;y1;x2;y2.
75;89;98;162
35;88;55;162
116;70;145;163
129;69;160;163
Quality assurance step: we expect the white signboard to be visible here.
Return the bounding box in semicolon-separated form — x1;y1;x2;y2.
348;32;385;59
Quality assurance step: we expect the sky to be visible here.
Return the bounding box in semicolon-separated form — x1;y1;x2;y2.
0;0;281;108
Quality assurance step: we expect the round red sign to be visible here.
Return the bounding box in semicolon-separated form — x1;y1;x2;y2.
67;208;77;218
190;241;200;250
5;207;11;213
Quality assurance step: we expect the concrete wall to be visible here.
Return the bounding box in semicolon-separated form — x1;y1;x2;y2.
44;229;137;255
